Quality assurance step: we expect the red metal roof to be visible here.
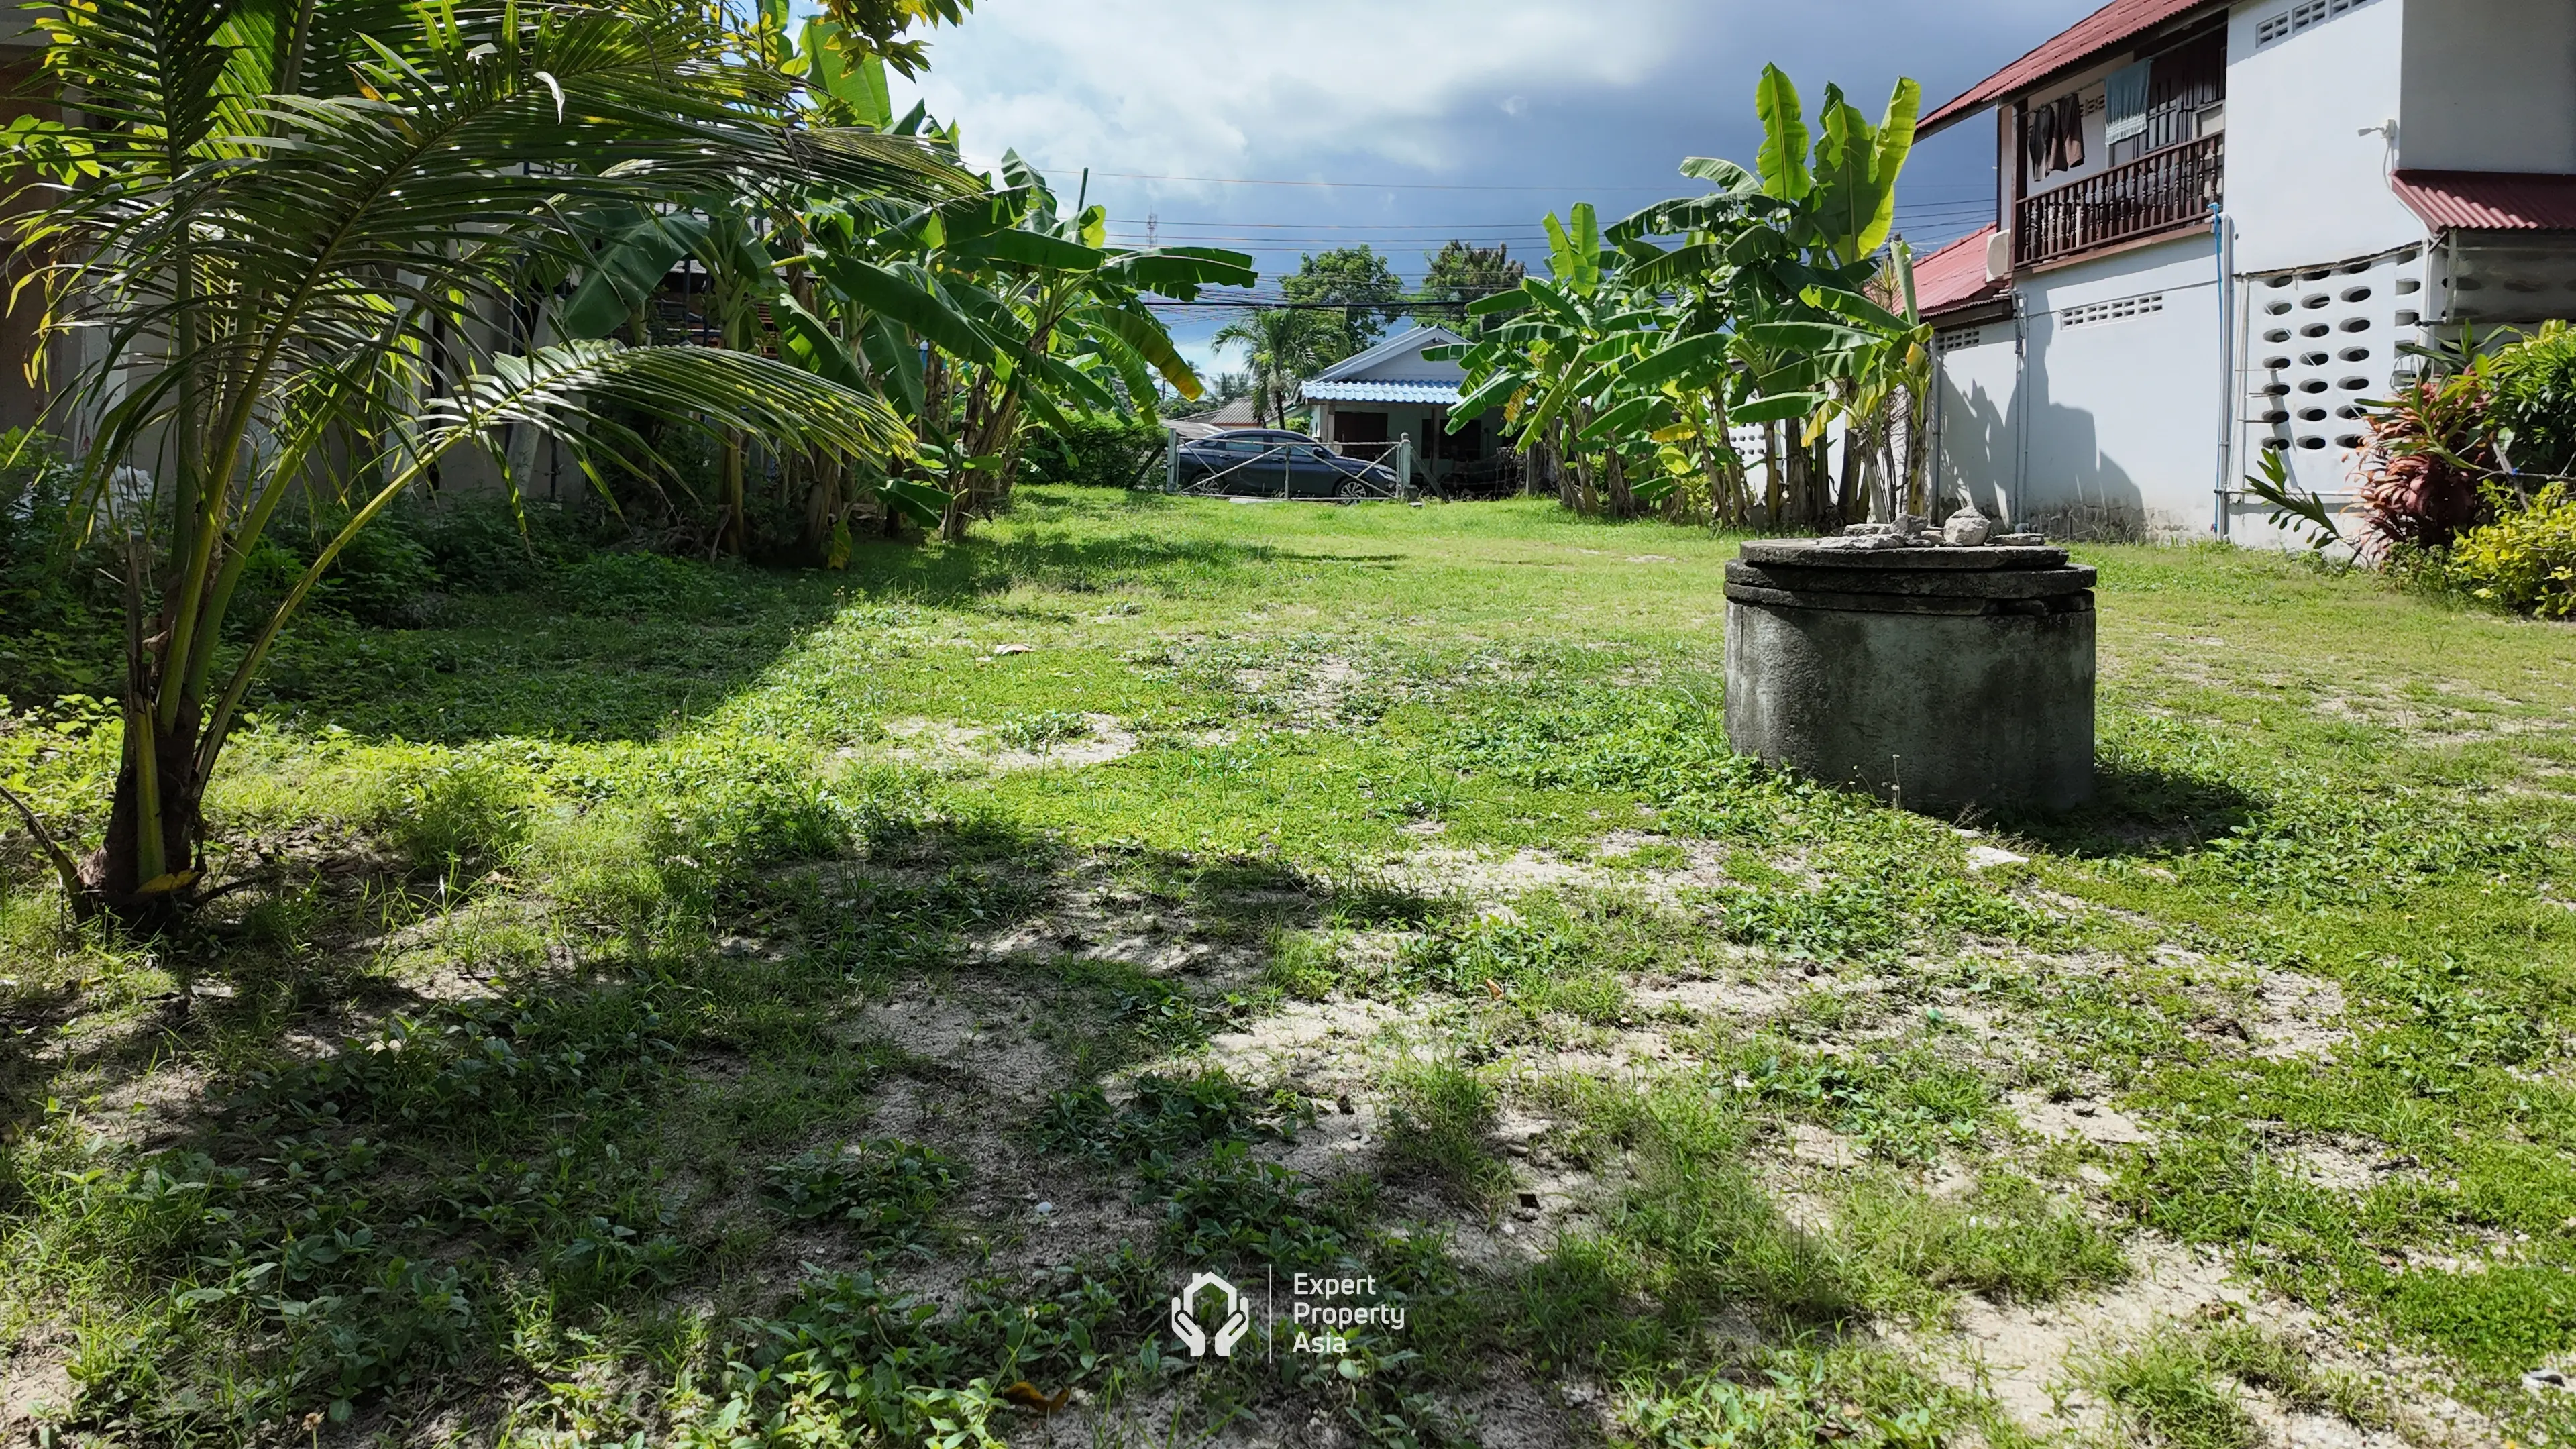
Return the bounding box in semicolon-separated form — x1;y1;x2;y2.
1920;0;2217;138
1913;225;2006;318
2390;170;2576;231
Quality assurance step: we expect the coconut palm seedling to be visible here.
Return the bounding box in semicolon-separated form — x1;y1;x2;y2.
0;0;973;921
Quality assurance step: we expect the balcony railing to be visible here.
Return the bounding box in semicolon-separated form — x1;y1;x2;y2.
2015;133;2224;268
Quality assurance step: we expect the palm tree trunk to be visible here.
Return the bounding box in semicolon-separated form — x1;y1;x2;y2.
1837;416;1866;529
722;431;747;556
83;544;203;922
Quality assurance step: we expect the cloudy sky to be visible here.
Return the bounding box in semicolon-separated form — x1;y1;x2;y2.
881;0;2106;374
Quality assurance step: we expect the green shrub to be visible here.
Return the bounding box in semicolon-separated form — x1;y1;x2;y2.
1021;416;1166;489
413;492;610;593
2446;484;2576;617
0;430;119;699
553;550;708;616
2488;322;2576;478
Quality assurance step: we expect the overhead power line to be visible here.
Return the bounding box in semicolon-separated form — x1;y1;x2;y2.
1032;164;2004;197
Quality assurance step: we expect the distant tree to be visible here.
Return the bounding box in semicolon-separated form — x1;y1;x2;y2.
1281;246;1407;361
1419;241;1525;303
1418;241;1527;330
1213;309;1330;428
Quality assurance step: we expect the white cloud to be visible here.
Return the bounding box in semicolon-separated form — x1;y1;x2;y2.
896;0;1697;194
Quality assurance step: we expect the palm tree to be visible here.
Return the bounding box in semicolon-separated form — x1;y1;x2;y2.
1213;309;1324;429
0;0;971;922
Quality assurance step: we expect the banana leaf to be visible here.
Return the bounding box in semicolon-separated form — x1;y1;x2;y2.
812;254;994;362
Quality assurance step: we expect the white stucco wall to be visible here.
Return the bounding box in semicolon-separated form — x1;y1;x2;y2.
2017;235;2232;538
1341;333;1467;383
2223;0;2425;275
1933;325;2020;522
2400;0;2576;174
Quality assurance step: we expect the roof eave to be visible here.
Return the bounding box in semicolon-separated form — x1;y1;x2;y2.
1305;323;1471;384
1917;0;2225;140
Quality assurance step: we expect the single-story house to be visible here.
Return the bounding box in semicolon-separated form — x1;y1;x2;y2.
1299;325;1509;491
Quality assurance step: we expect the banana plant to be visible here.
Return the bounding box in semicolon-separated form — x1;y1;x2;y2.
553;7;918;555
1440;64;1927;529
788;152;1253;540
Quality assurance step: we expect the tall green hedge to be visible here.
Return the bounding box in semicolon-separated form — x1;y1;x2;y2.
1022;417;1167;489
2490;325;2576;480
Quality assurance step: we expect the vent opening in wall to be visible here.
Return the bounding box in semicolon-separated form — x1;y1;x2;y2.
2059;292;2165;328
2243;243;2425;484
1935;327;1986;354
2257;0;2379;50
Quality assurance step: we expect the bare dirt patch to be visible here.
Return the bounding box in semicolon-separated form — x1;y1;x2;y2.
873;714;1140;775
0;1346;72;1436
1944;1240;2251;1436
2008;1089;2157;1148
1201;996;1406;1098
2252;967;2353;1060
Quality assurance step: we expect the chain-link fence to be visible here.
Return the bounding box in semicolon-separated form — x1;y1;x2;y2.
1165;433;1414;502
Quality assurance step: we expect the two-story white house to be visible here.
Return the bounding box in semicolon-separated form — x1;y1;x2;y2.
1915;0;2576;543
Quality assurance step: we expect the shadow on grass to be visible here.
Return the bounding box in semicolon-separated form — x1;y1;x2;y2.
2004;760;2263;857
245;523;1298;744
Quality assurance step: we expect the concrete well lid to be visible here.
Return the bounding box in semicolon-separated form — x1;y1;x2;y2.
1737;539;2070;570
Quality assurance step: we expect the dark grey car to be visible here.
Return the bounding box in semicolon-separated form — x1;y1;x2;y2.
1176;430;1400;498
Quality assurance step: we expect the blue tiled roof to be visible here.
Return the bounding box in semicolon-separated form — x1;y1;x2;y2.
1299;380;1464;404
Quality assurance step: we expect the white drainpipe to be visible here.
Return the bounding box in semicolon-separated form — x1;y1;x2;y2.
2211;202;2235;539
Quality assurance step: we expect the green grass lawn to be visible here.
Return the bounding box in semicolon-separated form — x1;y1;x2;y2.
3;488;2573;1448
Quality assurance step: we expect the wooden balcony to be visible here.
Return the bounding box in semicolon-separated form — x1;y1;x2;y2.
2015;133;2224;269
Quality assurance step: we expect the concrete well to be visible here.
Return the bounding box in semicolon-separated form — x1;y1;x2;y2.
1722;539;2096;816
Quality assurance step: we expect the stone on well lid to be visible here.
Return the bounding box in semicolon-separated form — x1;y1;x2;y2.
1941;504;1993;548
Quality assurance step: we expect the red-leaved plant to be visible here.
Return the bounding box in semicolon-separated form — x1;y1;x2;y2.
2349;373;2497;560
